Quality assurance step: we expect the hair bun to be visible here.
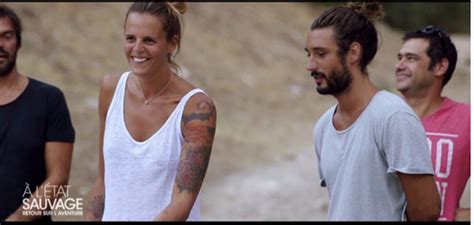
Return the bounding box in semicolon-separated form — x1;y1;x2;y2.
169;2;186;14
346;2;384;23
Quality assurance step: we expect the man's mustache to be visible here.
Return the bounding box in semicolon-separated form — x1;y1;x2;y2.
311;71;326;78
0;49;9;57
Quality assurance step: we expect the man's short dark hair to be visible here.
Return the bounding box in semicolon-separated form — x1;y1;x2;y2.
403;25;457;87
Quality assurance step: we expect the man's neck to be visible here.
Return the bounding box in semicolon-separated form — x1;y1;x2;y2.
403;89;444;118
0;69;28;105
0;69;20;89
332;71;379;130
335;72;378;116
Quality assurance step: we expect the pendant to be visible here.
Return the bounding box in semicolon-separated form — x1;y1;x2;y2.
145;100;149;105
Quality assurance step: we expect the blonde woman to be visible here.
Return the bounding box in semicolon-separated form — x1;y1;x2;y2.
85;2;216;221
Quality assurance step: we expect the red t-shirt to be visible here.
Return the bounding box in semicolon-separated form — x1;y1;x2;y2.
422;97;470;221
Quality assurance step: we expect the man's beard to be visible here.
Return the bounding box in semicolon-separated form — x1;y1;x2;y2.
0;48;17;77
313;63;352;96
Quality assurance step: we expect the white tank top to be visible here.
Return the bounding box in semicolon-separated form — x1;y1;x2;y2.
102;72;203;221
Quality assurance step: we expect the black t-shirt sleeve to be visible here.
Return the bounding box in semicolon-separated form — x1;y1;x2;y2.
45;87;75;143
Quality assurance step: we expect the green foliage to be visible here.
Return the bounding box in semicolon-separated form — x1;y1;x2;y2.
383;2;470;34
317;2;343;8
311;2;470;34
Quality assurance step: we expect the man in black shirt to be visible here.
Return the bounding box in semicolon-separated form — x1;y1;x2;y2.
0;5;75;221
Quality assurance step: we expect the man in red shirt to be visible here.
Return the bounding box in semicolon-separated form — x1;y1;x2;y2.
395;25;470;221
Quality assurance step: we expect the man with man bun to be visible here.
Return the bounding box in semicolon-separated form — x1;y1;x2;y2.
305;2;440;221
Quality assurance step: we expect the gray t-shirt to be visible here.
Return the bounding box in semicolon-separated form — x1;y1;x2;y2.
313;90;434;221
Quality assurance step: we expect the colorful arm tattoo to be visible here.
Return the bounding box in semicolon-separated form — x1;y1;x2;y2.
176;100;216;193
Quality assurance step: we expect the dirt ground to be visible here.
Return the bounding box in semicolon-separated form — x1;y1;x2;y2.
5;2;470;221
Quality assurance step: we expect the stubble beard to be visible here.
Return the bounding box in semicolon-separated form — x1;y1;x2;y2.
0;49;17;77
316;63;353;96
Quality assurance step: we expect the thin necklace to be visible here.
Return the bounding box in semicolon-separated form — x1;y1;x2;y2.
137;73;173;106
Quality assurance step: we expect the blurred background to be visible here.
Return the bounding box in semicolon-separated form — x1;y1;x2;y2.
5;2;470;221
